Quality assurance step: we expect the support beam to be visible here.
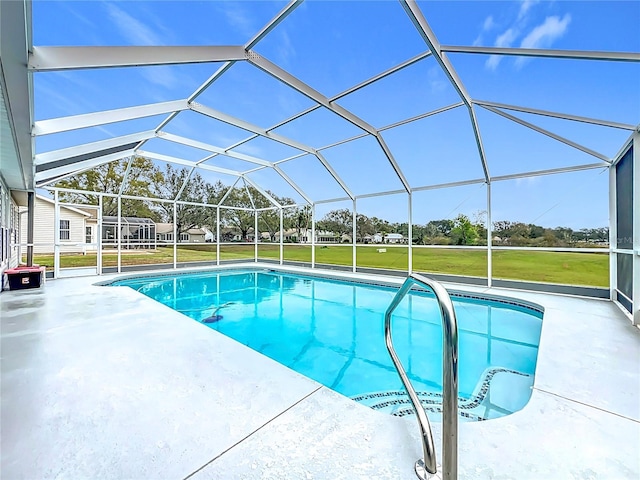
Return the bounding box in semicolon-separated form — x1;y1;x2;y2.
35;149;136;183
243;176;282;208
316;152;355;200
272;165;313;205
408;193;412;274
633;132;639;325
26;191;34;266
245;0;303;50
136;150;242;177
487;182;492;288
440;45;640;62
311;204;316;268
190;102;315;154
158;131;273;167
33;100;189;136
247;51;413;193
188;61;236;103
29;46;247;71
54;191;60;278
473;100;637;131
400;0;490;182
35;131;156;165
352;200;357;273
481;105;611;163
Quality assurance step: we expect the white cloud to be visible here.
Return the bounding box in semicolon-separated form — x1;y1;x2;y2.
516;14;572;68
216;2;256;39
103;2;163;45
474;15;496;45
520;14;572;49
483;15;496;31
485;28;518;70
518;0;540;21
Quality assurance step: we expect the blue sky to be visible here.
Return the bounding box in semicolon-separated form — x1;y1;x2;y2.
33;0;640;229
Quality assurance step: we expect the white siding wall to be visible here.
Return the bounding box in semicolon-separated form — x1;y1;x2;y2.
20;197;88;254
1;178;20;279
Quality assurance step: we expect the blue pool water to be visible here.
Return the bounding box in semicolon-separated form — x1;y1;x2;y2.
108;269;544;421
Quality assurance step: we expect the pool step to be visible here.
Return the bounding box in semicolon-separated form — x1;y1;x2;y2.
351;367;531;422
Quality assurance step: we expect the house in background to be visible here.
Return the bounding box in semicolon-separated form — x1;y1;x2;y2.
155;223;211;244
19;195;95;254
385;233;405;244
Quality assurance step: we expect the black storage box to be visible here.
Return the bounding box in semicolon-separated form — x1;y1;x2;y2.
5;266;46;290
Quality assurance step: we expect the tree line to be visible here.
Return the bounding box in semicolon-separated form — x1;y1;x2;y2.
314;209;607;247
55;157;608;247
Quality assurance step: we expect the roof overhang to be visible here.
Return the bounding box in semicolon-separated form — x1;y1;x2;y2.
0;0;33;196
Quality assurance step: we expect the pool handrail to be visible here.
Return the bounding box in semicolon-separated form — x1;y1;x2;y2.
384;273;459;480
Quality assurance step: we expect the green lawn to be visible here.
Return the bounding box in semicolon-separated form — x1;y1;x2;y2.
28;244;609;287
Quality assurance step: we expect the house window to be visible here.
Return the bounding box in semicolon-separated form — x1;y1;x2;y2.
86;226;92;244
180;233;189;241
165;233;173;241
60;220;70;240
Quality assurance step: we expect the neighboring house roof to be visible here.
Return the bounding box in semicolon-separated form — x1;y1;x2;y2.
36;194;92;217
385;233;403;239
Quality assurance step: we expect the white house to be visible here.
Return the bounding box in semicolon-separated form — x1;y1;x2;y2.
385;233;405;244
156;223;209;243
299;229;340;244
20;195;95;254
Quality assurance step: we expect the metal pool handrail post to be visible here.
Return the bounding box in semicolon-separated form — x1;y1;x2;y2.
384;273;459;480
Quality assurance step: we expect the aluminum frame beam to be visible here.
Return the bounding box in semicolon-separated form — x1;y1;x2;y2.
29;46;247;71
474;100;637;131
34;130;156;165
191;101;353;199
158;131;273;167
400;0;490;182
244;0;303;50
34;100;189;136
136;150;242;177
440;45;640;62
481;105;611;163
243;176;281;208
247;50;412;192
190;102;314;153
35;149;136;183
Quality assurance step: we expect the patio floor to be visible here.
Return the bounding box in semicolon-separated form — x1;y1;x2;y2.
1;264;639;479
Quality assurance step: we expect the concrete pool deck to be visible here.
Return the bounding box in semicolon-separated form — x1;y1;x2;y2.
1;264;639;479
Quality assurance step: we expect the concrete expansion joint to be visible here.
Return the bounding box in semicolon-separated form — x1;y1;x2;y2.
181;385;324;480
533;387;640;423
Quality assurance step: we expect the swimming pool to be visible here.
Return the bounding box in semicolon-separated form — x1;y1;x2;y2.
108;268;543;421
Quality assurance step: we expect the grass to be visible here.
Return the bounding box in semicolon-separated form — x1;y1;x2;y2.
28;244;609;287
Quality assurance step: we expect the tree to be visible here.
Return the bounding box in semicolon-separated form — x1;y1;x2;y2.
151;164;210;240
451;214;479;245
317;209;352;235
54;157;163;220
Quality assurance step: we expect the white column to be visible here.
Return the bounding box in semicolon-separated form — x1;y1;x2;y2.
279;208;284;265
173;202;177;269
408;192;413;275
632;132;639;326
97;195;103;275
352;199;357;273
487;182;492;288
117;195;121;273
254;210;258;263
311;204;316;269
609;162;617;301
216;206;220;266
53;190;60;278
